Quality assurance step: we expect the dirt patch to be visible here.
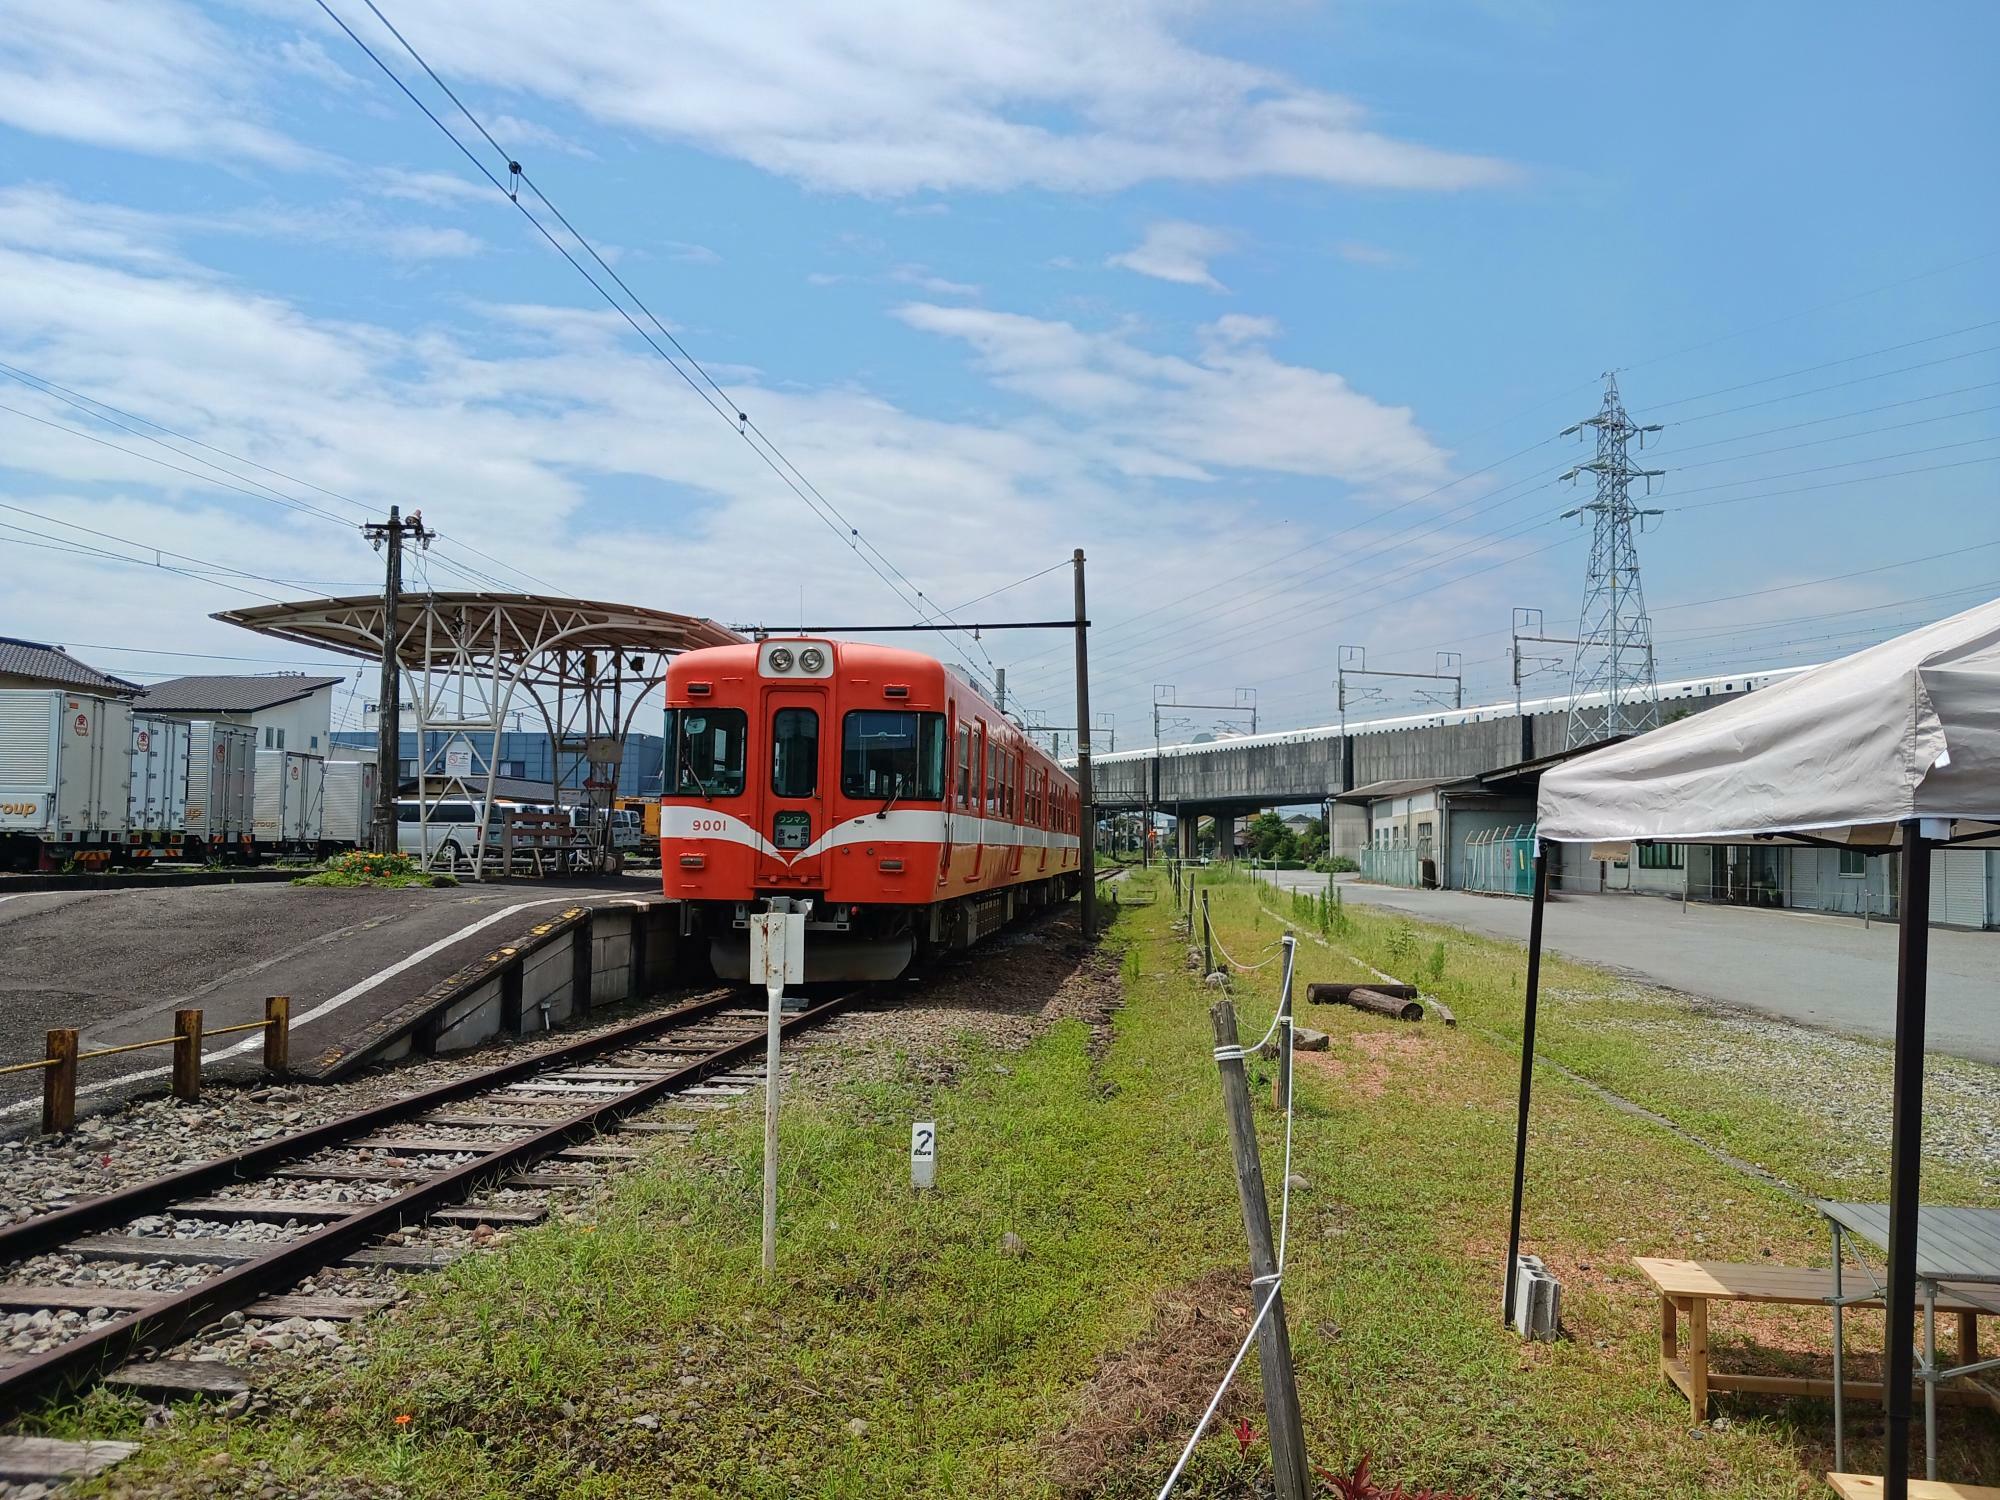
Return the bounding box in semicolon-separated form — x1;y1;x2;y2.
1045;1267;1254;1494
1296;1030;1442;1102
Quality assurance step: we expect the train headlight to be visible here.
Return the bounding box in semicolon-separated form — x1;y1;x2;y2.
768;647;794;673
799;646;825;672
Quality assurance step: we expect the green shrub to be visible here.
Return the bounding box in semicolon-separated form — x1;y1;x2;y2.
294;850;437;889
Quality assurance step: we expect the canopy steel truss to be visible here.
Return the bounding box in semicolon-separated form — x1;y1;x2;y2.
217;594;740;879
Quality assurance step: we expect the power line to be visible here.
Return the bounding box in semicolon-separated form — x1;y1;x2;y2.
0;389;522;595
1653;342;2000;426
1668;454;2000;513
0;519;291;605
1649;382;2000;458
320;0;1002;692
1642;319;2000;414
0;360;547;593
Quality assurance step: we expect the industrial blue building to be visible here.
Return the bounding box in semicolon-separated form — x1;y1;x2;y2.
330;729;668;798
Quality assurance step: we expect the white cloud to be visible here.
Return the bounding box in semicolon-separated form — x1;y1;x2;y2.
0;0;317;166
0;192;1517;740
302;0;1512;196
665;241;722;266
0;187;483;267
487;113;597;160
890;266;981;298
1336;240;1401;267
1108;221;1237;290
895;303;1451;489
371;168;491;205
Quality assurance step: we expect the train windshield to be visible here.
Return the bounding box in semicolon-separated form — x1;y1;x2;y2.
840;711;946;800
665;708;748;797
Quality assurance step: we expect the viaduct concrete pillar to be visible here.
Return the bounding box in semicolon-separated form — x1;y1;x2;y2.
1215;813;1236;861
1177;808;1199;860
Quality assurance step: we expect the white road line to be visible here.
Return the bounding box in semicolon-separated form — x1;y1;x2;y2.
0;896;579;1118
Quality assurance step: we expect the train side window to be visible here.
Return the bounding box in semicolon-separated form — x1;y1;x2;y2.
956;724;973;807
667;708;748;797
771;707;818;798
840;711;945;800
983;731;998;815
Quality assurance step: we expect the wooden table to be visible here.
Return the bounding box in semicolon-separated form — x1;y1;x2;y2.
1819;1201;2000;1482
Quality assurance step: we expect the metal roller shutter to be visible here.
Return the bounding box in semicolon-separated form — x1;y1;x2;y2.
1929;848;1989;929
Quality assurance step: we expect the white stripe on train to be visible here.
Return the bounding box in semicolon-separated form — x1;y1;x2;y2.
662;805;1079;866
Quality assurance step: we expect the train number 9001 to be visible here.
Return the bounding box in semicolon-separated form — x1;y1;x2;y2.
685;817;731;834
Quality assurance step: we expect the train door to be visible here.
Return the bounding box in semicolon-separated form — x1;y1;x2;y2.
967;722;987;882
938;706;957;888
756;687;826;890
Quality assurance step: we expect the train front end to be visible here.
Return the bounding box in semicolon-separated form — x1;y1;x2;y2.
661;637;948;983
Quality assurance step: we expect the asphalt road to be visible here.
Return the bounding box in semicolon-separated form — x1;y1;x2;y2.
1256;870;1999;1066
0;875;663;1122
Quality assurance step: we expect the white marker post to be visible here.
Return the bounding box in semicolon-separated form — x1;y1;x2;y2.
911;1120;937;1190
749;906;806;1278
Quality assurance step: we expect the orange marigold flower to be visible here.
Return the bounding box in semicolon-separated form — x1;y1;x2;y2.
393;1414;412;1426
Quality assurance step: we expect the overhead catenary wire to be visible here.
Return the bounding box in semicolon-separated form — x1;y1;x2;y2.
0;359;550;593
0;389;526;596
320;0;1008;696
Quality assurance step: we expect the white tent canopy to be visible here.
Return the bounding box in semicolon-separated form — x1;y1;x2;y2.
1536;598;2000;846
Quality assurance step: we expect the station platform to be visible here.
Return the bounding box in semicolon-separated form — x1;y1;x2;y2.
0;875;671;1126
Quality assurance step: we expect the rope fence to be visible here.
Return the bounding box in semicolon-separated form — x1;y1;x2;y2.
1159;934;1301;1498
0;998;291;1134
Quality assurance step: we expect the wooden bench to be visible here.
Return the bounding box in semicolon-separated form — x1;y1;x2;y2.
1635;1258;1990;1422
1826;1476;2000;1499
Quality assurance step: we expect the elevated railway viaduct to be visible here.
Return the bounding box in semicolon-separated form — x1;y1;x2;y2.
1088;672;1790;858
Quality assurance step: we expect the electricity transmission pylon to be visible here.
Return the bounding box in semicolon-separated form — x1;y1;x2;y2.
1560;373;1664;748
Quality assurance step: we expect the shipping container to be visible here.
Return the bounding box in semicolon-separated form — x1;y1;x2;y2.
0;689;135;867
254;750;326;848
185;720;256;852
127;715;190;849
321;759;377;847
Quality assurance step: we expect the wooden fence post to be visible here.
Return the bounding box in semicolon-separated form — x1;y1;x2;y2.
263;996;290;1074
1210;998;1309;1499
1201;890;1215;976
172;1009;203;1102
42;1030;77;1136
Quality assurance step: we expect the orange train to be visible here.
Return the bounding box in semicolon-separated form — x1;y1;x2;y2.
660;636;1082;981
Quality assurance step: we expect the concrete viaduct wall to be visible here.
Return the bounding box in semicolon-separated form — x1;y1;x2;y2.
1092;707;1573;810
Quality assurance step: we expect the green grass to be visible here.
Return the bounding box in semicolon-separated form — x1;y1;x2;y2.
66;872;1998;1496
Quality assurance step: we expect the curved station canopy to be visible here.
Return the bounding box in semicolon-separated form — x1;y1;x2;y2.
216;593;741;677
218;593;742;876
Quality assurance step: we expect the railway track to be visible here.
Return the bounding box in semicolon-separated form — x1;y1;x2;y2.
0;985;860;1448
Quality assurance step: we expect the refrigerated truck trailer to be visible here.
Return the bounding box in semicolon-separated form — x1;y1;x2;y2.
184;719;256;858
0;689;135;870
321;759;377;848
127;715;191;855
254;749;325;852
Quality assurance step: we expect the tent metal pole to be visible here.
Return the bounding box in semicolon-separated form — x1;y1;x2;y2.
1503;839;1551;1326
1882;821;1933;1500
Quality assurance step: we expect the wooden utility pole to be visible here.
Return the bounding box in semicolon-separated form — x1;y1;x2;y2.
1210;998;1309;1499
362;506;433;853
1073;548;1096;941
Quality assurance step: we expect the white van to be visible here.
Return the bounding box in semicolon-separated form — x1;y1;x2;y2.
395;797;485;865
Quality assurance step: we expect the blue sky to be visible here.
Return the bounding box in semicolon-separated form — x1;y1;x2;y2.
0;0;1994;742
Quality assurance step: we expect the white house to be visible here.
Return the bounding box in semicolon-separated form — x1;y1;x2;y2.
134;674;344;754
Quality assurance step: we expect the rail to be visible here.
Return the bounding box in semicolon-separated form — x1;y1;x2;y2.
0;985;860;1420
0;998;290;1135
